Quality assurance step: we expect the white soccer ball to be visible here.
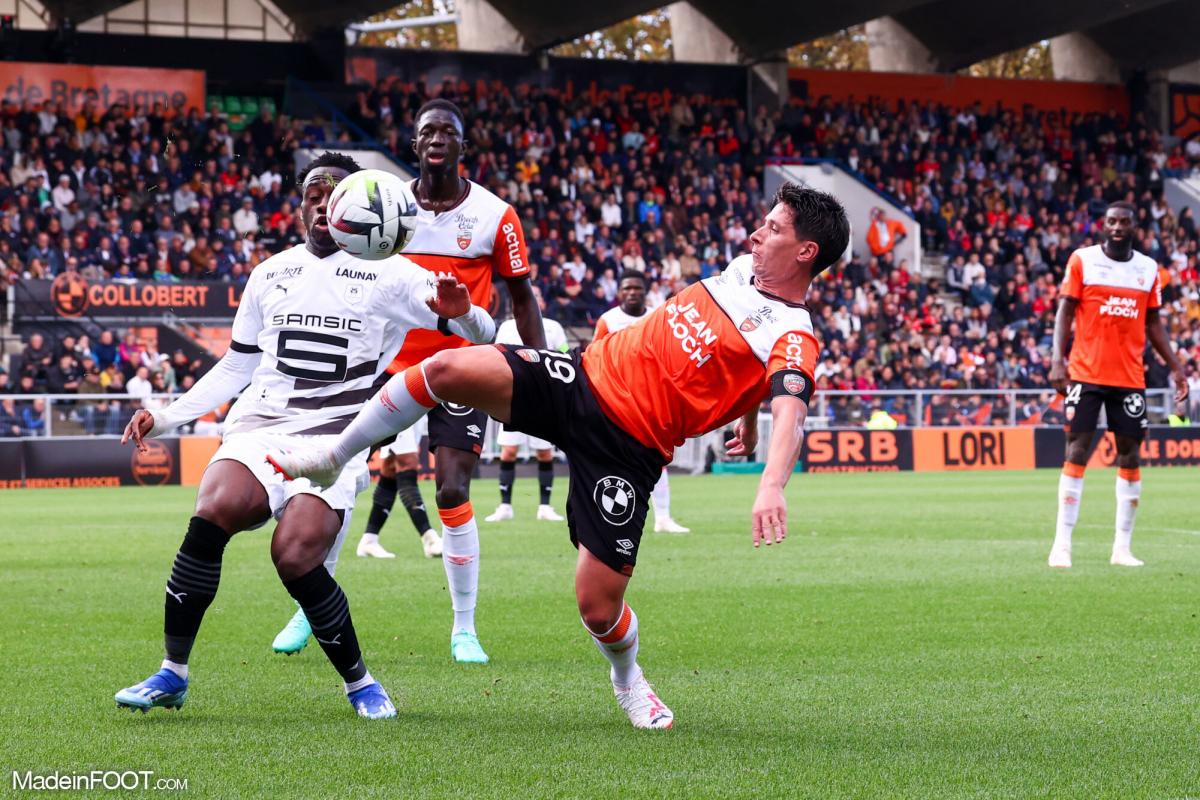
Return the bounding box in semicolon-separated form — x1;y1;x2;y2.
327;169;418;260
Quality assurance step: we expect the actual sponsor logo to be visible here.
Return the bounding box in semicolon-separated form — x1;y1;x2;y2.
130;439;174;486
1123;393;1145;418
593;475;636;526
501;221;525;272
783;373;806;396
442;401;473;417
782;332;807;371
515;348;541;363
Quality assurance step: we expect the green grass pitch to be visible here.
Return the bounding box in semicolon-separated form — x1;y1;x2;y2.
2;468;1199;799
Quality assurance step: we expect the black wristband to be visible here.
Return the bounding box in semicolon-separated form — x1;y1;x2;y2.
437;317;453;336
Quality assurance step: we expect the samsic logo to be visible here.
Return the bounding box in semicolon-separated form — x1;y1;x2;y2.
131;440;174;486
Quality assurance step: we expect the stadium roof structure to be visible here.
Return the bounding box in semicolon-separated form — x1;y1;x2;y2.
37;0;1200;75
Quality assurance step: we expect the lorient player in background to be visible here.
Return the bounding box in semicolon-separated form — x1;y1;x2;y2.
271;98;546;665
593;270;689;534
269;183;848;730
485;314;569;524
1047;202;1189;569
113;153;496;720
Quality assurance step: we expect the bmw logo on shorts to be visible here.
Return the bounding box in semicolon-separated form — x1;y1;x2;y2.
1123;393;1145;418
442;402;474;417
594;476;636;526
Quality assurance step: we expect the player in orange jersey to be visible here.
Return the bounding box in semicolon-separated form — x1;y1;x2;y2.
1047;202;1188;568
269;99;546;664
269;183;849;729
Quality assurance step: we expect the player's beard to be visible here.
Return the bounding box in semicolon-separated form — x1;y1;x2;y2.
1103;232;1133;260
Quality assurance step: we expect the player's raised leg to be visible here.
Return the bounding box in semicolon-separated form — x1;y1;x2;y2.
268;346;515;486
116;460;271;711
651;471;689;533
1111;435;1144;567
576;548;672;730
272;495;396;719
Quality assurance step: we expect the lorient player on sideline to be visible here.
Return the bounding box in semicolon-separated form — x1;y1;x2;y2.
269;182;849;730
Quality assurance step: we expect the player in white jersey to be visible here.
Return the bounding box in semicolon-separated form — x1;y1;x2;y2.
484;315;568;523
112;153;496;720
593;270;689;534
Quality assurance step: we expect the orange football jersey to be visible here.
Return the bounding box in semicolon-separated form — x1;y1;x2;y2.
1061;245;1161;389
582;255;819;460
387;180;528;374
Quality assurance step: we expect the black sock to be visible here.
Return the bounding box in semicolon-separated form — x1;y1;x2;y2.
365;476;397;536
396;469;432;535
163;516;230;664
498;461;516;504
538;460;554;505
283;565;367;684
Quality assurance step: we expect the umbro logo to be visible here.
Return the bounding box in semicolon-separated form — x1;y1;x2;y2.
615;538;636;555
466;424;481;438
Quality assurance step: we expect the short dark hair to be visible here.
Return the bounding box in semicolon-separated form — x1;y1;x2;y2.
618;269;646;287
415;98;465;131
1106;200;1136;216
296;151;361;186
773;182;850;275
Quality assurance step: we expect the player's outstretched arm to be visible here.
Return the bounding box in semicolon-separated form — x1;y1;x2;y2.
506;276;548;350
1146;307;1189;405
121;348;261;452
1048;297;1078;395
751;395;809;548
424;273;496;343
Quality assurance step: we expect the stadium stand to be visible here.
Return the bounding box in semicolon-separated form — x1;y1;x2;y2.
2;80;1199;432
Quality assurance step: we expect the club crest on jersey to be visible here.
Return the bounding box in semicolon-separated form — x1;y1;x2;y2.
740;314;762;332
455;212;477;251
1065;406;1076;421
515;348;541;363
344;283;364;305
593;476;636;526
783;374;806;396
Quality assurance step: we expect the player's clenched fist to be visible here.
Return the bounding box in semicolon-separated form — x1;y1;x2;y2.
751;484;787;548
121;409;155;453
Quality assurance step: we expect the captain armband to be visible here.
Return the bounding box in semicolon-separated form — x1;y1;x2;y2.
769;370;814;404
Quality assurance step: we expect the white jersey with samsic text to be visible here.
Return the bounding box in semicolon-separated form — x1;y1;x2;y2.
224;244;446;437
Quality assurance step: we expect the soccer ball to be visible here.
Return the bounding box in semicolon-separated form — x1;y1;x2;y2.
327;169;418;260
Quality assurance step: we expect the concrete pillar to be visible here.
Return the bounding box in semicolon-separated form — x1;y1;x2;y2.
457;0;524;54
1144;70;1171;134
752;54;789;109
866;17;935;73
1050;33;1120;83
668;2;739;64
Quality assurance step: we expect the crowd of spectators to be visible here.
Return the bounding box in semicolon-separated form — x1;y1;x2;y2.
2;73;1200;432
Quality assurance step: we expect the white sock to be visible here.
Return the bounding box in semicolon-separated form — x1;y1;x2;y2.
441;509;479;635
359;532;379;546
1053;470;1084;551
323;509;352;577
329;364;441;466
1115;473;1142;551
587;603;640;689
344;671;375;694
161;659;188;680
651;470;671;520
